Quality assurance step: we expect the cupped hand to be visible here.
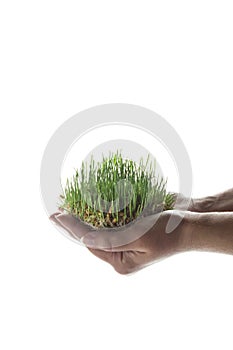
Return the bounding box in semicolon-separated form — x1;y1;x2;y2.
50;210;190;274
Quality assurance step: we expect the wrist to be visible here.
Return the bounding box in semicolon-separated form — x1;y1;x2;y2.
179;212;200;251
181;212;233;254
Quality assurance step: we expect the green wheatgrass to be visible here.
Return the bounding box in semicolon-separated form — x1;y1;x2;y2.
59;151;175;228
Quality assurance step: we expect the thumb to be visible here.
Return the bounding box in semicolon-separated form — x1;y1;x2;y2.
51;213;94;239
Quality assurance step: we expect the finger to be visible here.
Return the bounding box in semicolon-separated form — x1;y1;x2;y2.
55;213;95;239
49;213;80;240
81;230;112;249
49;212;63;222
82;230;146;252
81;229;134;250
49;212;93;241
49;215;77;240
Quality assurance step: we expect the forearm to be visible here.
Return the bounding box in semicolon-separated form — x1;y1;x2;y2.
184;212;233;255
192;188;233;212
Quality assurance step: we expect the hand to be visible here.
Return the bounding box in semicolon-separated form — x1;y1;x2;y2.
49;189;233;274
173;188;233;213
172;192;195;211
50;210;189;274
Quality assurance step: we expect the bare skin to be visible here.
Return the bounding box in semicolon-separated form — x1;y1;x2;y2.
173;188;233;212
50;188;233;274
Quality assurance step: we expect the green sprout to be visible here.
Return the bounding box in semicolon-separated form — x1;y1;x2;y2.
59;151;175;228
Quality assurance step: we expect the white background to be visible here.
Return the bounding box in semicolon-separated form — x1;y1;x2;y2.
0;1;233;349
